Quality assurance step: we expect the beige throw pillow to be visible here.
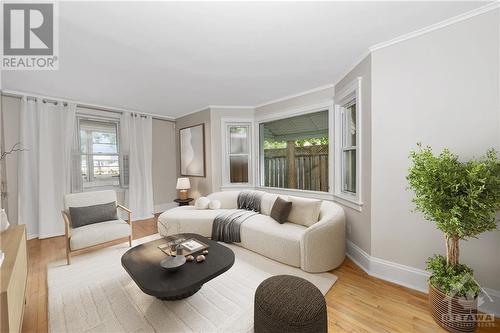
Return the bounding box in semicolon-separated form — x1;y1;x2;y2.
287;196;322;227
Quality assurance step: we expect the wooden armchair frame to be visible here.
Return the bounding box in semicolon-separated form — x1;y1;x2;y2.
61;204;133;265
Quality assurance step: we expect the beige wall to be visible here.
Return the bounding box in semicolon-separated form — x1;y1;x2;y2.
371;10;500;289
334;54;372;254
152;119;177;209
175;109;212;199
210;107;255;192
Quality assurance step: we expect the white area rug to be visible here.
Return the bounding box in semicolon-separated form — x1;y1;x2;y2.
48;234;337;333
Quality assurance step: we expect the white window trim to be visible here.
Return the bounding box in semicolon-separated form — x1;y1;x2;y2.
334;77;363;210
254;100;334;199
221;117;254;188
76;113;124;190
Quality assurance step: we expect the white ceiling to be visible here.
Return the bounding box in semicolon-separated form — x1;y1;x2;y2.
1;1;488;117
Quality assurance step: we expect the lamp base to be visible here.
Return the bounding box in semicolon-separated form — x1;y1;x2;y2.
179;190;189;200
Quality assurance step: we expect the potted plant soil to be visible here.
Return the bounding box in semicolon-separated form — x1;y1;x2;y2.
407;144;500;333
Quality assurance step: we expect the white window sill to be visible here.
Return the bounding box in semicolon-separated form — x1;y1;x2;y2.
82;186;126;192
333;193;363;211
255;186;334;201
220;184;254;191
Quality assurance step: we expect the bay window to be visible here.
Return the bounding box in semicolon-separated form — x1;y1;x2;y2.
342;99;357;193
223;122;252;185
334;77;362;208
259;109;331;193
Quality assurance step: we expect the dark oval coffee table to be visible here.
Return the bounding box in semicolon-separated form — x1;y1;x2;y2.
121;233;235;300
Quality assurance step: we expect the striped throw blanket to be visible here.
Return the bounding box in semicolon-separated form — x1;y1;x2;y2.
211;191;263;243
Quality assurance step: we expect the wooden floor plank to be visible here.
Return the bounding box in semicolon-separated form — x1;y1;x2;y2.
21;216;499;333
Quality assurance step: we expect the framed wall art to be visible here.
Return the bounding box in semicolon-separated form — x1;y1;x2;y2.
179;123;206;177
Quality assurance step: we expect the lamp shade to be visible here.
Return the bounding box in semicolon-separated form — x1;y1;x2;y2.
176;177;191;190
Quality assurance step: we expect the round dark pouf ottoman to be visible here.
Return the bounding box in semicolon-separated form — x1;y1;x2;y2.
254;275;327;333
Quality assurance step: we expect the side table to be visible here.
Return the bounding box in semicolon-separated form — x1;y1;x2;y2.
174;198;194;206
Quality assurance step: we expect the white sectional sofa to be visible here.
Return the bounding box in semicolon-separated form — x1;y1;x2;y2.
158;191;346;273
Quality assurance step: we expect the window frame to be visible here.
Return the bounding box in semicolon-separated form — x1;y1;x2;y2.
334;77;363;210
221;118;254;188
254;101;334;200
76;115;122;190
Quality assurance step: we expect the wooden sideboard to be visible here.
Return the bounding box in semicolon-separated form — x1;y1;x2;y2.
0;225;28;333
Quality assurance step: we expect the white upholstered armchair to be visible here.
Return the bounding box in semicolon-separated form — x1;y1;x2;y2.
61;190;132;264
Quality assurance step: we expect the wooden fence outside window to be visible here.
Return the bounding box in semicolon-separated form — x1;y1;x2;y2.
263;144;328;192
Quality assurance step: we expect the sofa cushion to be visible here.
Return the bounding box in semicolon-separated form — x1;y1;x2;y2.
287;196;322;227
64;190;117;210
70;219;130;250
270;197;292;224
158;206;231;237
260;193;278;216
240;215;306;267
69;201;118;228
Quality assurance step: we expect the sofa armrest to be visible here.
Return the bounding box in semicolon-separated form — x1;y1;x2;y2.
300;207;346;272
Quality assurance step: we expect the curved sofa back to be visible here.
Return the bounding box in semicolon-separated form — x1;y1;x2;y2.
206;191;240;209
206;190;344;227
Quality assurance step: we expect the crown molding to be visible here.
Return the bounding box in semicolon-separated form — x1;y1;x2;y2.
208;105;254;110
333;50;371;91
370;1;500;52
175;105;253;120
254;84;335;109
174;105;212;120
175;85;336;119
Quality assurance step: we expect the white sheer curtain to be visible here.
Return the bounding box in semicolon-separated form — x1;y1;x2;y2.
121;112;154;220
18;97;76;239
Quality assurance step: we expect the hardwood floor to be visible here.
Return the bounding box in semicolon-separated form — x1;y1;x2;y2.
22;217;498;333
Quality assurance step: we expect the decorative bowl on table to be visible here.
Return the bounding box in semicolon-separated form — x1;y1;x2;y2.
160;255;187;272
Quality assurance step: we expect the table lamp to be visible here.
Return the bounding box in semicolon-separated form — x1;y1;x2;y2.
176;177;191;200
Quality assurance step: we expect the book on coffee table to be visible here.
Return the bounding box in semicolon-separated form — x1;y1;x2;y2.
158;238;209;257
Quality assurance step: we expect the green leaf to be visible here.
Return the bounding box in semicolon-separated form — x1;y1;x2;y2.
407;145;499;240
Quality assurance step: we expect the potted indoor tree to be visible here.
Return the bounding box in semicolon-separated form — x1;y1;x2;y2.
407;144;500;333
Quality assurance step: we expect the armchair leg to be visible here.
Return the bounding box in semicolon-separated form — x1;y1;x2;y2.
128;235;132;247
66;245;71;265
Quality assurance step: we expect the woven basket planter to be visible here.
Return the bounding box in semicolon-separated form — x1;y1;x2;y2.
429;283;478;333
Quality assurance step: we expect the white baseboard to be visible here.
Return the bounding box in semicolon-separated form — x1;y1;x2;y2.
153;202;177;214
346;240;500;316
